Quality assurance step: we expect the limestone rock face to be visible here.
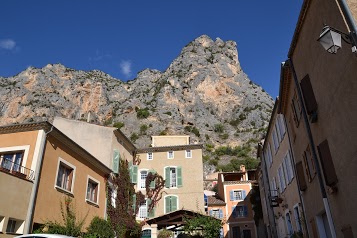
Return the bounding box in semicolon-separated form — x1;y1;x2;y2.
0;35;273;164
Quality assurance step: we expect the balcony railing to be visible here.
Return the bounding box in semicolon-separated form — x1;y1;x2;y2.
0;158;34;180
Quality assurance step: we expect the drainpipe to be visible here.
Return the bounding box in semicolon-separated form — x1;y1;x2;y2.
24;126;53;234
338;0;357;48
281;106;310;238
287;59;336;238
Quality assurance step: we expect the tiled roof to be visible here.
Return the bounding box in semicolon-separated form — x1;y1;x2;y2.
207;196;226;206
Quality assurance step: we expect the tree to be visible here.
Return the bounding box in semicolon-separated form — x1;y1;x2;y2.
183;214;222;238
106;159;145;238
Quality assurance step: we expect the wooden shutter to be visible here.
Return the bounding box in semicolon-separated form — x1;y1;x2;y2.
132;194;136;214
310;218;319;238
317;140;338;186
165;167;170;188
171;196;178;211
300;75;318;115
296;161;307;191
112;149;120;174
177;166;183;187
131;165;138;184
149;169;156;188
341;226;354;238
165;196;171;213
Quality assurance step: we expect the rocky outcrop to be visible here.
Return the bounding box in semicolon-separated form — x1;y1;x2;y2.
0;35;273;164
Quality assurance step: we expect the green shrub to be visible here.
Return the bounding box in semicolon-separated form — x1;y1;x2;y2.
159;130;167;135
229;118;240;127
214;124;224;133
163;111;172;116
192;127;200;137
140;124;148;135
158;229;173;238
184;126;192;132
219;133;229;140
113;122;124;129
136;108;150;119
130;133;139;142
85;216;114;238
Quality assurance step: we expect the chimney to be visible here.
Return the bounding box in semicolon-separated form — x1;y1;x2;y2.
240;165;246;173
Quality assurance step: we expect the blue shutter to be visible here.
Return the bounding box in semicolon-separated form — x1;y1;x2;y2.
177;166;183;187
112;149;120;173
149;169;156;188
165;196;171;213
232;206;236;218
219;209;223;219
129;161;133;182
171;196;178;212
230;190;234;201
242;190;247;200
209;210;213;216
132;194;136;214
147;199;155;218
243;206;248;217
165;167;170;188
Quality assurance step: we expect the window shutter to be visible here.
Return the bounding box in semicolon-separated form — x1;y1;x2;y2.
68;169;73;191
165;167;170;188
112;149;120;174
296;161;307;191
132;194;136;214
147;199;155;218
317;140;338;186
209;210;213;216
242;190;247;199
171;196;178;212
131;165;138;184
149;169;156;188
165;196;171;213
232;206;237;218
230;190;234;201
300;75;318;115
129;161;133;182
243;206;248;217
219;209;223;219
177;166;183;187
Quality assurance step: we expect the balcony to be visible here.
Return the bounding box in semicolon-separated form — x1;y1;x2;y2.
0;158;34;180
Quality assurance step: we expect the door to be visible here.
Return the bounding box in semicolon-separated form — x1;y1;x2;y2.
243;229;251;238
232;226;241;238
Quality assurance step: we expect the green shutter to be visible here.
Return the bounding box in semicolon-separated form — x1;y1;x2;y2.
149;169;156;188
112;149;120;173
177;166;183;187
165;196;171;213
129;161;133;182
132;194;136;214
171;196;178;212
132;165;138;184
147;199;155;218
165;167;170;188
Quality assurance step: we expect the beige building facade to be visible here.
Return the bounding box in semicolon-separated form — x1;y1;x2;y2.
0;122;111;237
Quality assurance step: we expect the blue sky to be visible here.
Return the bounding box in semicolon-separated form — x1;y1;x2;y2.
0;1;303;97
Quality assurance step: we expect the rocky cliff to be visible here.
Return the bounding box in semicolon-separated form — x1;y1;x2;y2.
0;35;273;171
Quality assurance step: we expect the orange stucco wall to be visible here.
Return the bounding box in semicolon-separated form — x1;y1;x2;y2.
33;135;107;230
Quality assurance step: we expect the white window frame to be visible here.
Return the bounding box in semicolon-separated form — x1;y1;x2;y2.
278;114;286;139
167;151;174;159
85;175;100;205
137;199;148;220
164;194;179;214
6;218;24;234
265;143;273;167
285;211;294;236
293;204;303;233
54;158;76;194
139;169;149;190
0;145;30;170
272;130;279;153
0;216;5;232
278;166;286;192
147;152;153;160
232;189;244;200
169;167;177;188
185;149;192;158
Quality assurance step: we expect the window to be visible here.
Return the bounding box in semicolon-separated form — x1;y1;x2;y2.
317;140;338;186
230;190;246;201
129;162;138;184
232;205;248;218
147;152;153;160
303;145;316;182
264;143;273;166
168;151;174;159
278;166;286;192
165;195;178;213
270;177;278;197
55;159;75;193
140;170;148;189
6;218;24;234
284;151;294;183
86;177;99;204
272;129;279;153
138;200;147;219
0;151;24;172
277;114;286;139
209;209;223;219
296;161;307;191
293;205;303;232
300;74;318;120
185;150;192;158
285;212;294;236
165;166;182;188
0;216;5;232
291;91;302;127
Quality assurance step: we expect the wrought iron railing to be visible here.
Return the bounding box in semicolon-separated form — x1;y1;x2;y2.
0;158;34;180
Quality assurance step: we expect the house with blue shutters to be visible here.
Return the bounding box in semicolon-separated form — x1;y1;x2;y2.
207;165;257;238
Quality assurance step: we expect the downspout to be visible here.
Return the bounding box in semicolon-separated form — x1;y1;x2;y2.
338;0;357;47
287;58;336;238
24;126;53;234
282;112;310;238
259;143;278;238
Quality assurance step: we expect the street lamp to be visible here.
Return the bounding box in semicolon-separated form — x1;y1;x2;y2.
317;25;357;54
